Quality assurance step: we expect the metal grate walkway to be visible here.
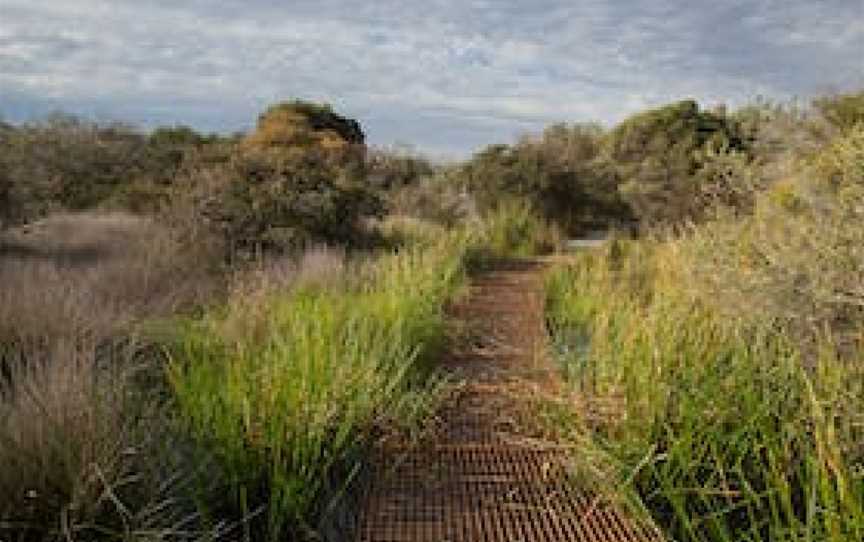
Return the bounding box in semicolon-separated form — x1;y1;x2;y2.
358;443;662;541
356;260;664;541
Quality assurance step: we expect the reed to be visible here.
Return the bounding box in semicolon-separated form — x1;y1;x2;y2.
546;242;864;541
168;231;474;538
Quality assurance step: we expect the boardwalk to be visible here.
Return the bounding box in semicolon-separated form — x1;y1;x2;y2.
357;260;663;542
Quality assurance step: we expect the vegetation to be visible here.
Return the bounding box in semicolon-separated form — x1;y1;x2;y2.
242;101;365;156
170;147;383;258
366;144;435;190
461;100;758;234
0;106;550;539
169;235;466;537
545;91;864;541
0;213;224;540
1;89;862;540
462;122;631;235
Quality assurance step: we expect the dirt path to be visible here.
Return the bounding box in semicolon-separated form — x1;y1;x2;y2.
356;259;662;541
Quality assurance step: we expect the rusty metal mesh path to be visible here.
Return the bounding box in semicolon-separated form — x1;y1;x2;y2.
356;260;664;542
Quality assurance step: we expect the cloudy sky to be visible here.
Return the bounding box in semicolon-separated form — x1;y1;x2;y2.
1;1;862;156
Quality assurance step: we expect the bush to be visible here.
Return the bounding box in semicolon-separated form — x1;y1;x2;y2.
170;146;383;258
683;125;864;353
605;100;751;228
367;144;435;189
0;115;213;226
815;90;864;132
386;166;476;227
161;101;384;258
462;123;631;234
242;100;365;167
544;95;864;540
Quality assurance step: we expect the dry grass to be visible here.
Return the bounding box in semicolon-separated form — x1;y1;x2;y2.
218;245;347;346
546;240;864;541
544;123;864;541
679;125;864;357
0;212;221;345
0;212;226;540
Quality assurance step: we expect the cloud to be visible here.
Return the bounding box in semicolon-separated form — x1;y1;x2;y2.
1;0;862;156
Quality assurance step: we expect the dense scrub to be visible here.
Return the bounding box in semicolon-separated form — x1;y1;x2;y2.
463;91;864;235
170;146;383;257
545;92;864;541
462;122;632;234
0;102;387;257
605;99;752;227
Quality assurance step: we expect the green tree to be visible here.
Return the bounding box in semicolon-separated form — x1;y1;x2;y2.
605;99;749;227
170;102;382;256
462;123;630;234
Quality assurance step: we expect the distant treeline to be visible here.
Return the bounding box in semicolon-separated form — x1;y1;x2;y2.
0;102;436;259
3;91;862;246
464;91;864;233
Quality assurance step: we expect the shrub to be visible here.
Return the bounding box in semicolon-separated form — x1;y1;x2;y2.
544;97;864;540
386;166;476;227
366;144;434;189
162;102;383;258
170;147;383;258
462;123;631;234
605;100;751;228
682;125;864;353
814;90;864;132
0;115;213;226
242;100;365;167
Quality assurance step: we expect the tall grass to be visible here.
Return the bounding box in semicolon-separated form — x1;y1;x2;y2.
472;199;561;261
0;203;552;540
168;231;474;538
0;212;224;540
546;242;864;541
168;204;555;537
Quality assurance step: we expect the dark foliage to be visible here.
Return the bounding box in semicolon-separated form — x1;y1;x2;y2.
0;115;218;225
605;99;751;228
173;148;383;257
463;123;632;235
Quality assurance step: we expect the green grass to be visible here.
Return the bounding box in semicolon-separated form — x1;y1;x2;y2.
545;242;864;542
167;226;501;539
0;201;550;540
460;200;561;272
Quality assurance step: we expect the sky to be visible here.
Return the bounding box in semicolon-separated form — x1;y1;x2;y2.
1;1;862;157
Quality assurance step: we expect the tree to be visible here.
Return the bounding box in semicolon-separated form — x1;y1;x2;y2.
462;123;630;234
170;102;382;256
243;101;365;160
605;99;750;227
